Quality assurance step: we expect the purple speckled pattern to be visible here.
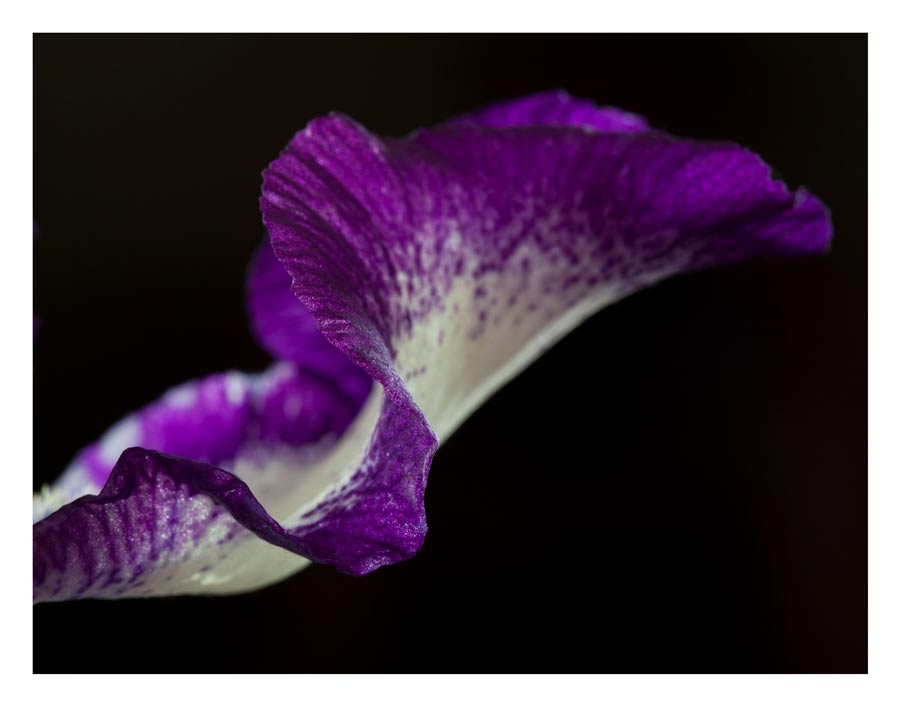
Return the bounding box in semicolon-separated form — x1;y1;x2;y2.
34;91;832;602
35;450;248;602
34;448;320;602
33;363;369;601
259;92;830;574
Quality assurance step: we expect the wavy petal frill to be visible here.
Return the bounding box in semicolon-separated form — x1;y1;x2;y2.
33;92;832;602
34;362;376;600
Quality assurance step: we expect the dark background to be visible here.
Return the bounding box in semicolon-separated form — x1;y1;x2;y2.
34;35;866;673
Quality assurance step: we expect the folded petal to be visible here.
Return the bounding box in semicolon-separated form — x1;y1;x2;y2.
260;104;831;575
246;240;373;404
34;449;303;602
33;362;378;601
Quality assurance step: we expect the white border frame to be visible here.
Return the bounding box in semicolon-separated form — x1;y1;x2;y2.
5;4;889;705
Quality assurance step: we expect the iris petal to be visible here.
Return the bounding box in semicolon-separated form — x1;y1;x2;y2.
34;93;832;601
259;109;830;574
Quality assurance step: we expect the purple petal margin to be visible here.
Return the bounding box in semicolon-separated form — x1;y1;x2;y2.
449;89;650;133
246;241;373;404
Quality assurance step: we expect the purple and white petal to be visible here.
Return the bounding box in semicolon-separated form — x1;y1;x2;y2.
35;92;832;601
34;449;301;602
259;103;830;576
33;362;377;601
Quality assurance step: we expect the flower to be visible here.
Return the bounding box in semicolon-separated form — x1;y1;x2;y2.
33;91;832;603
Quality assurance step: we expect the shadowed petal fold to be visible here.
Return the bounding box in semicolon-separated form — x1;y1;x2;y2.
246;241;374;403
33;363;375;601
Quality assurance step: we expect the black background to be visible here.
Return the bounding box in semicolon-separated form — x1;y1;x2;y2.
34;35;866;673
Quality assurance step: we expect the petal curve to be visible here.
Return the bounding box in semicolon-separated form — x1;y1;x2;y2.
260;106;830;575
246;240;374;404
33;362;379;600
